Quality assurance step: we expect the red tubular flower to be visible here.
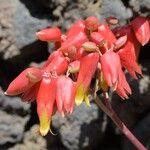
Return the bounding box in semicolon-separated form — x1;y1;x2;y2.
66;20;85;38
75;52;99;106
85;16;100;31
98;24;117;48
5;67;42;96
58;31;88;55
116;26;142;79
44;55;69;75
100;51;131;98
36;76;56;136
130;16;150;46
56;76;75;116
100;51;121;87
116;70;132;99
36;27;62;42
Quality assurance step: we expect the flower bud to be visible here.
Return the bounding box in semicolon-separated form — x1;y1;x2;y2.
105;16;119;25
58;31;88;53
36;27;61;42
130;16;150;46
82;42;98;52
85;16;100;31
66;20;85;38
5;67;41;96
98;24;117;48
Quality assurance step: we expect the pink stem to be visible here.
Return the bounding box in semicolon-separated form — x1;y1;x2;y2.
95;95;147;150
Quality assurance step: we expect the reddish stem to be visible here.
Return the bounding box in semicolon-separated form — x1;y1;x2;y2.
95;94;147;150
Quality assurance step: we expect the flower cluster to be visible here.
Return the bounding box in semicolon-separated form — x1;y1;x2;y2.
5;16;150;136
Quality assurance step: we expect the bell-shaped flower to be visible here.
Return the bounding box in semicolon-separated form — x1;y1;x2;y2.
100;51;131;99
5;67;42;96
116;26;142;79
116;70;132;99
56;76;75;116
130;16;150;46
36;76;57;136
75;52;99;106
66;20;85;38
36;27;62;42
100;51;121;88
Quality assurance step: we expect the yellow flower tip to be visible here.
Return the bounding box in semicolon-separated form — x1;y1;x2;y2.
84;95;91;107
40;126;50;136
75;84;84;106
75;99;83;106
39;111;50;136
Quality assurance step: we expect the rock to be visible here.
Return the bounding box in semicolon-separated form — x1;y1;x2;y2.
52;103;106;150
35;0;133;30
8;125;47;150
99;0;133;24
0;91;30;147
0;91;30;116
129;0;150;16
0;0;50;85
0;110;29;146
13;0;50;49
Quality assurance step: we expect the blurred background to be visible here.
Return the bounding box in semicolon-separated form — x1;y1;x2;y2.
0;0;149;150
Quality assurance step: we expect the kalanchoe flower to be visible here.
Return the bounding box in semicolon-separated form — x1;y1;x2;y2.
130;16;150;46
115;26;142;79
5;67;42;96
116;70;132;99
5;16;150;139
58;31;88;55
75;52;99;106
100;51;121;88
36;76;56;136
85;16;100;32
100;51;131;98
66;20;85;38
56;76;75;116
36;27;62;42
98;24;117;49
